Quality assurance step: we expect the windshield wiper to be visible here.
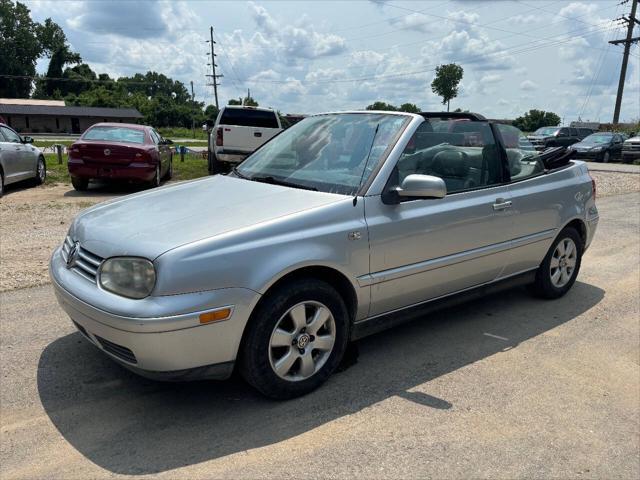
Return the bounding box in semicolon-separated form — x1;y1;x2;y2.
251;175;318;191
231;166;249;179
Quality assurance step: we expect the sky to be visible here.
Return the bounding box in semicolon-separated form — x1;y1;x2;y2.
24;0;640;123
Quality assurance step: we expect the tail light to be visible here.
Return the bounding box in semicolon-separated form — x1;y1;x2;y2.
216;127;223;146
589;173;596;200
68;145;80;157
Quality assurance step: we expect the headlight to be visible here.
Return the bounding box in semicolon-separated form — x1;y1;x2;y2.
591;146;604;151
99;257;156;299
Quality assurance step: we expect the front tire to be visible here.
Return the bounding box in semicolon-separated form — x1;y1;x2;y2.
0;170;4;198
531;227;583;299
240;278;350;399
601;151;610;163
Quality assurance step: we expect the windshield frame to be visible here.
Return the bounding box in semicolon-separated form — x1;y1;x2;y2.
235;111;413;196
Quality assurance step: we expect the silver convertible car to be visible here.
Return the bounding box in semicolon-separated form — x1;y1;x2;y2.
50;111;599;398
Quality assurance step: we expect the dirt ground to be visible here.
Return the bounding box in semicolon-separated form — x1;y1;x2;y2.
1;171;639;292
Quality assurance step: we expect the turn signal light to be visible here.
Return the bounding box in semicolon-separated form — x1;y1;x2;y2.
199;307;232;324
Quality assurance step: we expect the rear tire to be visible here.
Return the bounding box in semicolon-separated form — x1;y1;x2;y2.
34;156;46;185
240;278;350;399
149;165;161;188
71;176;88;191
163;157;173;180
209;152;223;175
530;227;583;299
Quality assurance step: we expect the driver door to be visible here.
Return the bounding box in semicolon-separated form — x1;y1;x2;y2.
363;120;514;316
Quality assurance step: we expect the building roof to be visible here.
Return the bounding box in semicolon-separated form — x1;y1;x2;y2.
0;98;66;106
0;104;143;118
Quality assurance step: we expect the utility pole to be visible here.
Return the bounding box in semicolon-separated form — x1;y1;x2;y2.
190;80;195;139
610;0;638;124
206;26;223;110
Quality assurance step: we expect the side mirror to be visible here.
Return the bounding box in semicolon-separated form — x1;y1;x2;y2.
396;174;447;199
22;136;34;144
163;138;174;145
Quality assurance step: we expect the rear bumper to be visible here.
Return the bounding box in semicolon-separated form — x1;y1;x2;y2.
68;160;156;181
213;148;250;164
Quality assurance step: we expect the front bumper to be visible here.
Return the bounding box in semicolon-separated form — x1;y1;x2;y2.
621;150;640;162
573;150;604;160
50;248;260;380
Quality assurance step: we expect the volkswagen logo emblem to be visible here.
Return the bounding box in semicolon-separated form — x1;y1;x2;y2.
66;242;80;269
104;148;111;156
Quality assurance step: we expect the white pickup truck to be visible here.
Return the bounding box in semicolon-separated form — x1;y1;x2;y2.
208;106;282;173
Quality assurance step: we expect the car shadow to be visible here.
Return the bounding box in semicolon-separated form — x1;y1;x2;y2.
61;180;150;198
37;282;604;475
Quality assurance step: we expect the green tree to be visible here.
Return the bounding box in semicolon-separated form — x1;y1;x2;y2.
512;109;561;132
431;63;464;112
0;0;42;98
228;95;258;106
34;18;82;97
398;103;420;113
365;101;398;111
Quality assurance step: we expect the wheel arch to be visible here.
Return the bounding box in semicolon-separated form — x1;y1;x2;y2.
561;218;587;247
256;265;359;324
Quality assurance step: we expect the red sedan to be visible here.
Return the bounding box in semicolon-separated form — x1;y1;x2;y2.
68;123;173;191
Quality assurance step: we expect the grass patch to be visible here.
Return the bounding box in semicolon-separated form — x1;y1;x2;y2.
43;152;209;185
157;127;207;140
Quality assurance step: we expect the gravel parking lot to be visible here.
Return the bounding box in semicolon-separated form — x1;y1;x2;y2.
0;191;638;479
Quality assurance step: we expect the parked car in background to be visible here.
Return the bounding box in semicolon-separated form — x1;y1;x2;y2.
67;123;173;191
51;111;598;399
209;106;282;174
527;126;582;151
622;135;640;163
571;132;624;163
0;123;46;198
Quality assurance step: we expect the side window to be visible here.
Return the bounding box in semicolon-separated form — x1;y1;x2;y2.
0;126;21;143
496;124;544;182
569;128;578;137
0;128;6;142
395;120;503;195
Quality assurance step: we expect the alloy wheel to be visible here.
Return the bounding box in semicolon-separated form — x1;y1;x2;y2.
550;237;577;288
37;159;45;182
268;301;336;381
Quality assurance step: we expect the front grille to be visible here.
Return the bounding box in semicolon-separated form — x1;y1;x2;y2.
61;235;104;283
623;143;640;151
94;335;138;364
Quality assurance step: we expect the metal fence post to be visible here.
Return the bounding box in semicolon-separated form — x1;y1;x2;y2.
56;144;63;165
180;146;185;162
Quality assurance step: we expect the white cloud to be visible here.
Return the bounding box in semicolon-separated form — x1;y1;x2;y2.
520;80;538;91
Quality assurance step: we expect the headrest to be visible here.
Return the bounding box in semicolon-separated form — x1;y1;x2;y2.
431;150;468;177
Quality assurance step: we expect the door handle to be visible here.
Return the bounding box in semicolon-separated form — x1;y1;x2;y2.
254;132;262;137
492;198;512;211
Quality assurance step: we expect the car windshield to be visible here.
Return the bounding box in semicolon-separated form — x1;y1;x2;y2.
236;113;409;195
534;127;560;136
582;133;613;144
82;126;145;144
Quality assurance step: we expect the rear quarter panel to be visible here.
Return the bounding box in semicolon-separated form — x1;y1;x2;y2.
504;161;596;276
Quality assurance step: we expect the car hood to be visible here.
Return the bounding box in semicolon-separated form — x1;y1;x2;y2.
527;135;552;140
71;175;345;260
